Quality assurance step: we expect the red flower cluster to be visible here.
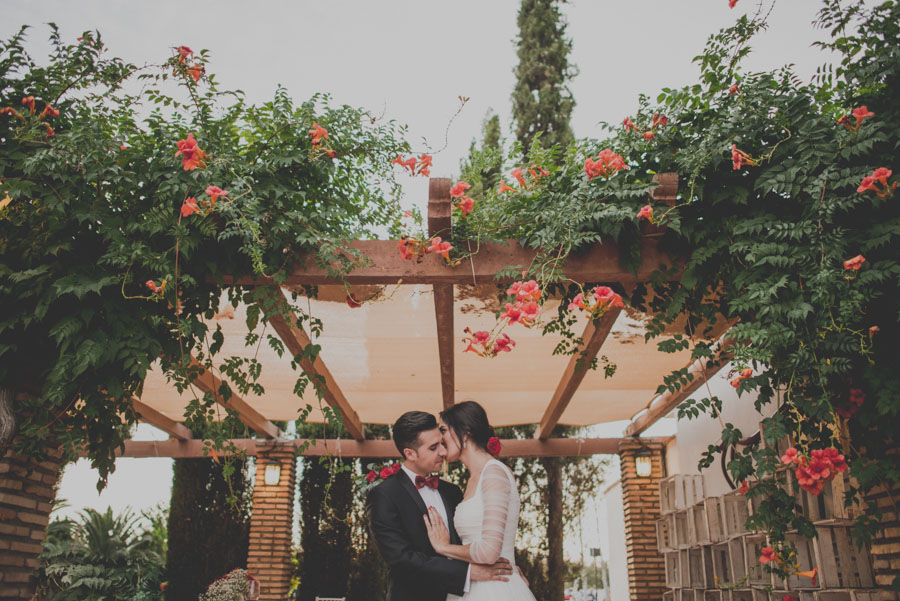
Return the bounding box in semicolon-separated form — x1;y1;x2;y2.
0;107;24;120
569;286;625;318
731;144;758;170
397;236;425;261
624;113;667;140
759;546;777;564
729;84;740;95
145;279;167;295
584;149;629;180
843;254;866;271
781;446;848;496
187;64;204;83
39;104;60;120
729;0;739;8
637;205;653;222
392;153;432;177
366;462;401;483
839;106;875;132
498;181;515;194
309;122;329;146
463;327;516;358
21;96;35;114
450;181;475;217
500;165;549;192
174;133;207;171
730;367;753;389
205;185;228;209
837;388;865;419
176;45;193;63
500;280;543;327
427;236;453;262
486;436;502;457
181;197;199;217
857;167;895;198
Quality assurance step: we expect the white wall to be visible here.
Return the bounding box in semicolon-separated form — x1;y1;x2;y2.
603;479;629;601
666;361;774;497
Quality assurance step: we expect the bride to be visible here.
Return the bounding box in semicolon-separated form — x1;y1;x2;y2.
423;401;537;601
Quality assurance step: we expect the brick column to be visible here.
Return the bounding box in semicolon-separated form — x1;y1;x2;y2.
247;443;296;601
619;439;666;601
0;446;63;601
867;479;900;599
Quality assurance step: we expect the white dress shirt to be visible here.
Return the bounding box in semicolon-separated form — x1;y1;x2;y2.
401;464;471;591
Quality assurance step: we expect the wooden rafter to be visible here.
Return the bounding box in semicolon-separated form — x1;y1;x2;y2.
260;287;366;441
535;307;623;440
625;337;735;437
131;398;193;441
189;356;282;439
95;436;673;459
224;237;677;287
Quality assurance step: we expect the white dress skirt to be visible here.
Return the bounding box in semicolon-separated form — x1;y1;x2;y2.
446;459;537;601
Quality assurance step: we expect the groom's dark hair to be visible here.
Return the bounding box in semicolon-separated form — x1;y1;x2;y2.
392;411;438;455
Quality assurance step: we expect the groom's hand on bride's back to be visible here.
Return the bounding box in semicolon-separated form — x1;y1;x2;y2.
470;558;513;582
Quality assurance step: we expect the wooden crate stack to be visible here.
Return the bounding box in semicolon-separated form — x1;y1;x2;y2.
655;471;884;601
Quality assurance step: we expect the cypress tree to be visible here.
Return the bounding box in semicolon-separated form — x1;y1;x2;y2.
511;2;579;598
459;112;504;197
511;0;576;154
165;457;251;601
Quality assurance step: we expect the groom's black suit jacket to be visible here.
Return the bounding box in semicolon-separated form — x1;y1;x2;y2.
367;471;469;601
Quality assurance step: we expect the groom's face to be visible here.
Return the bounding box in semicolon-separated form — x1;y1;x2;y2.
404;427;446;475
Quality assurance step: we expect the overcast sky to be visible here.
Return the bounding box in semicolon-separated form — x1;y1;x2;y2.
5;0;838;562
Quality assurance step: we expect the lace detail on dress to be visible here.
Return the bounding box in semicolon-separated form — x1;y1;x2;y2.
467;461;512;564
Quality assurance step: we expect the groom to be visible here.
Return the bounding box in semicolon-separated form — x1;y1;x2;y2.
367;411;512;601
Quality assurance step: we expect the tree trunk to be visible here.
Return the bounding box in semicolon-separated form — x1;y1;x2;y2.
0;388;14;450
542;456;565;601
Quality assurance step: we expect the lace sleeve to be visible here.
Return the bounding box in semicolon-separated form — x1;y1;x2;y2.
468;462;512;564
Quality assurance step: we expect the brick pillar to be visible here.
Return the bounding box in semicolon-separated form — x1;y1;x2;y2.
619;439;666;601
867;479;900;599
247;443;296;601
0;446;63;601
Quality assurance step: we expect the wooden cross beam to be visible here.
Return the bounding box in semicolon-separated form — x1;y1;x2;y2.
96;436;673;459
535;307;623;440
131;398;193;441
260;287;366;441
625;337;734;437
189;356;283;439
223;236;676;287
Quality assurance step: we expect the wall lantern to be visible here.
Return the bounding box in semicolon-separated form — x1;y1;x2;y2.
634;449;653;477
264;462;282;486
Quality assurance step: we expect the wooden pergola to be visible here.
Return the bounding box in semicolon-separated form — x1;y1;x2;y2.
110;174;732;459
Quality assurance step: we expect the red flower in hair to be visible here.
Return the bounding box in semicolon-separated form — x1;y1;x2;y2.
486;437;501;456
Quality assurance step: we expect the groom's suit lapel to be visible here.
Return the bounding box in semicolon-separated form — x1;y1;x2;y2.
396;471;429;518
437;482;460;545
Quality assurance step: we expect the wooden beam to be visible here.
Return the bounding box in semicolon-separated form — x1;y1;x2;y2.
625;337;735;437
536;307;623;440
189;357;283;440
131;398;193;441
93;436;674;459
223;236;678;287
433;283;455;410
260;287;366;441
427;178;452;240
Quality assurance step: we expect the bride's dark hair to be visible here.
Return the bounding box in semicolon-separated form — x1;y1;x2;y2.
439;401;494;452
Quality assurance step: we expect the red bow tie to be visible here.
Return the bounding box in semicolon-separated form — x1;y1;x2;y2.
415;475;439;490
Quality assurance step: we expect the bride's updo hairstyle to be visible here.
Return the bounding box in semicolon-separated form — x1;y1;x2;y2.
439;401;494;452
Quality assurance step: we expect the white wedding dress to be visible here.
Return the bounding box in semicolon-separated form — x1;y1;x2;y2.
447;459;537;601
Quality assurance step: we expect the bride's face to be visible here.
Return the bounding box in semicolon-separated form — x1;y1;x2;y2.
439;419;462;462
